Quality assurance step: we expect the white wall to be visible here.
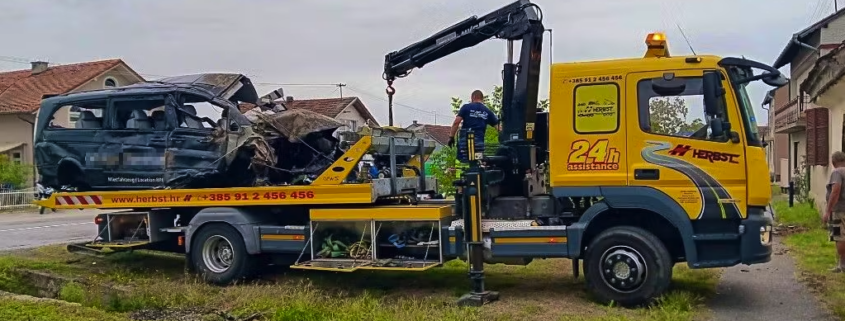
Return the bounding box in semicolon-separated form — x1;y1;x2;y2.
335;103;367;133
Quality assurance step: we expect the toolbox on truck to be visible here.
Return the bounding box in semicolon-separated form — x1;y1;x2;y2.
291;205;452;272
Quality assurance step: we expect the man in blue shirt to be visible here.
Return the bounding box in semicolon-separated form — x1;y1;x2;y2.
448;90;499;163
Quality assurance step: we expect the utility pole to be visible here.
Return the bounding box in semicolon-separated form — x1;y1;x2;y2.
337;83;347;98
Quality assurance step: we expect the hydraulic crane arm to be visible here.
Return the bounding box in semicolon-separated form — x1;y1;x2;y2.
383;0;545;197
383;0;544;82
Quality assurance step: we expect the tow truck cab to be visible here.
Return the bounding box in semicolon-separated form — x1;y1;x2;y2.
546;33;782;268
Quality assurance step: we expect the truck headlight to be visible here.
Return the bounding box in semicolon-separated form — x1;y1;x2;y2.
760;226;772;245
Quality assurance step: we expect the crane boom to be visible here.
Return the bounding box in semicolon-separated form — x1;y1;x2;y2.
383;0;545;197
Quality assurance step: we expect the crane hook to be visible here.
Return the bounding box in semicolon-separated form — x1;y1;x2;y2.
386;80;396;126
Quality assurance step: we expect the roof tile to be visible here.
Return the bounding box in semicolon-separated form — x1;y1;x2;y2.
411;123;452;145
0;59;128;114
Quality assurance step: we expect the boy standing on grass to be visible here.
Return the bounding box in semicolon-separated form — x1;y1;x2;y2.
823;151;845;272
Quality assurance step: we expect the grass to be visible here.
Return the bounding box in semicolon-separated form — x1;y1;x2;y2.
773;200;822;230
770;185;845;319
0;245;721;321
0;297;127;321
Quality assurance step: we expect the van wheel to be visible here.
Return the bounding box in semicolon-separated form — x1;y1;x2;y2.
191;224;256;285
583;226;672;307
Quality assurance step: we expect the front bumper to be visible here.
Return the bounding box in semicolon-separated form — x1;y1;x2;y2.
740;206;774;265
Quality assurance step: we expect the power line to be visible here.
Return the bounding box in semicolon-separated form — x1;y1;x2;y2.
345;85;453;119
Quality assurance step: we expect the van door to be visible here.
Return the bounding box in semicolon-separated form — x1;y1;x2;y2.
107;96;170;189
164;96;227;188
625;70;748;220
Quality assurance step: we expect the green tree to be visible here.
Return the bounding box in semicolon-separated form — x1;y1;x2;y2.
0;155;31;189
431;85;549;196
648;97;704;135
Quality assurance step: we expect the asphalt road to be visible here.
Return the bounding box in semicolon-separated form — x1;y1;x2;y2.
0;209;104;251
707;239;835;321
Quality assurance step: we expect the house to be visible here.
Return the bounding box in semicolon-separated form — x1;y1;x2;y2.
762;87;793;188
238;96;380;133
406;120;452;152
801;41;845;209
0;59;144;185
770;8;845;198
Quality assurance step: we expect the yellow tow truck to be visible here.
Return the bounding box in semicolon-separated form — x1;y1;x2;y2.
36;0;785;307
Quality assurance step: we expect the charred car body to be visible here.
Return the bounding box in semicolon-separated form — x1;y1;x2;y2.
33;73;409;191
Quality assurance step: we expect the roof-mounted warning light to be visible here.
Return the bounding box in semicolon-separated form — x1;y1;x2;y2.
644;32;670;58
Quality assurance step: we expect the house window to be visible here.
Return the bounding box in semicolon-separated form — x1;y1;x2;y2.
104;78;118;88
11;152;21;164
793;141;799;170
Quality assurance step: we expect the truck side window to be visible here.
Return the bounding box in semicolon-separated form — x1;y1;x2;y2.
637;76;728;142
49;101;106;130
573;83;620;134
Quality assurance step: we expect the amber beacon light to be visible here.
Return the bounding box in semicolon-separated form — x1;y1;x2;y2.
644;32;670;58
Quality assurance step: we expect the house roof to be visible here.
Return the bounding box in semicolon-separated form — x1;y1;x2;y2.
0;59;142;114
801;40;845;100
773;8;845;68
239;96;380;126
409;123;452;145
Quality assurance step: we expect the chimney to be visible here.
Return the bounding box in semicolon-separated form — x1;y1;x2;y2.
285;96;294;103
30;61;48;75
412;120;418;126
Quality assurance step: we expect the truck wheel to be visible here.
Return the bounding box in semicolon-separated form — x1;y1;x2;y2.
190;224;256;285
583;226;672;307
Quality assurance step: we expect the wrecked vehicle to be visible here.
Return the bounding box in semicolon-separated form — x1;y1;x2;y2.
33;73;356;191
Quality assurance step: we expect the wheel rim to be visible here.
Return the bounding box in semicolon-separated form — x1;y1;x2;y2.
202;235;235;274
599;245;647;294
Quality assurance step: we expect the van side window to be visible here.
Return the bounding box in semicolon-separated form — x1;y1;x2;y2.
179;95;224;130
48;101;107;129
637;76;728;142
573;83;620;134
112;98;167;130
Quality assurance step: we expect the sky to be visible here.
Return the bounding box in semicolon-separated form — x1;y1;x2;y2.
0;0;837;127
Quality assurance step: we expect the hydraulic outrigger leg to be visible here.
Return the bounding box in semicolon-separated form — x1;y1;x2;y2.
456;131;499;306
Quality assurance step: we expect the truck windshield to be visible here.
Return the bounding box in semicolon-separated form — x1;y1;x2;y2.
735;82;760;144
726;68;762;147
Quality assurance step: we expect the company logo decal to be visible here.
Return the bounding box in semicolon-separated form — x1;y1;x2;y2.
567;139;621;171
641;141;742;220
667;144;740;164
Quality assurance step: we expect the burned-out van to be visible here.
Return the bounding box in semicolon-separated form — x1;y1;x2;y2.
34;73;346;191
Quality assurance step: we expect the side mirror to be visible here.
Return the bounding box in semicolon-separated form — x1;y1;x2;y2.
229;122;240;132
703;72;725;116
763;73;789;88
710;118;724;137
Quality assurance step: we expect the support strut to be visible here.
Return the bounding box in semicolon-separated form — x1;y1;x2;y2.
457;130;499;307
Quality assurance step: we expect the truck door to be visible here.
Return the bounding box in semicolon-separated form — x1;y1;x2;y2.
625;70;748;220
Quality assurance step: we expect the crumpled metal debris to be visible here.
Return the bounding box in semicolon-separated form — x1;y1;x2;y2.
240;107;346;185
252;108;344;142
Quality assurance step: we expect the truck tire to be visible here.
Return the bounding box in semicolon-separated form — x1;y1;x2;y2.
190;224;256;285
583;226;672;307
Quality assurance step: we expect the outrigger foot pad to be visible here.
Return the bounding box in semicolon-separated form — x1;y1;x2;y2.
457;291;500;307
